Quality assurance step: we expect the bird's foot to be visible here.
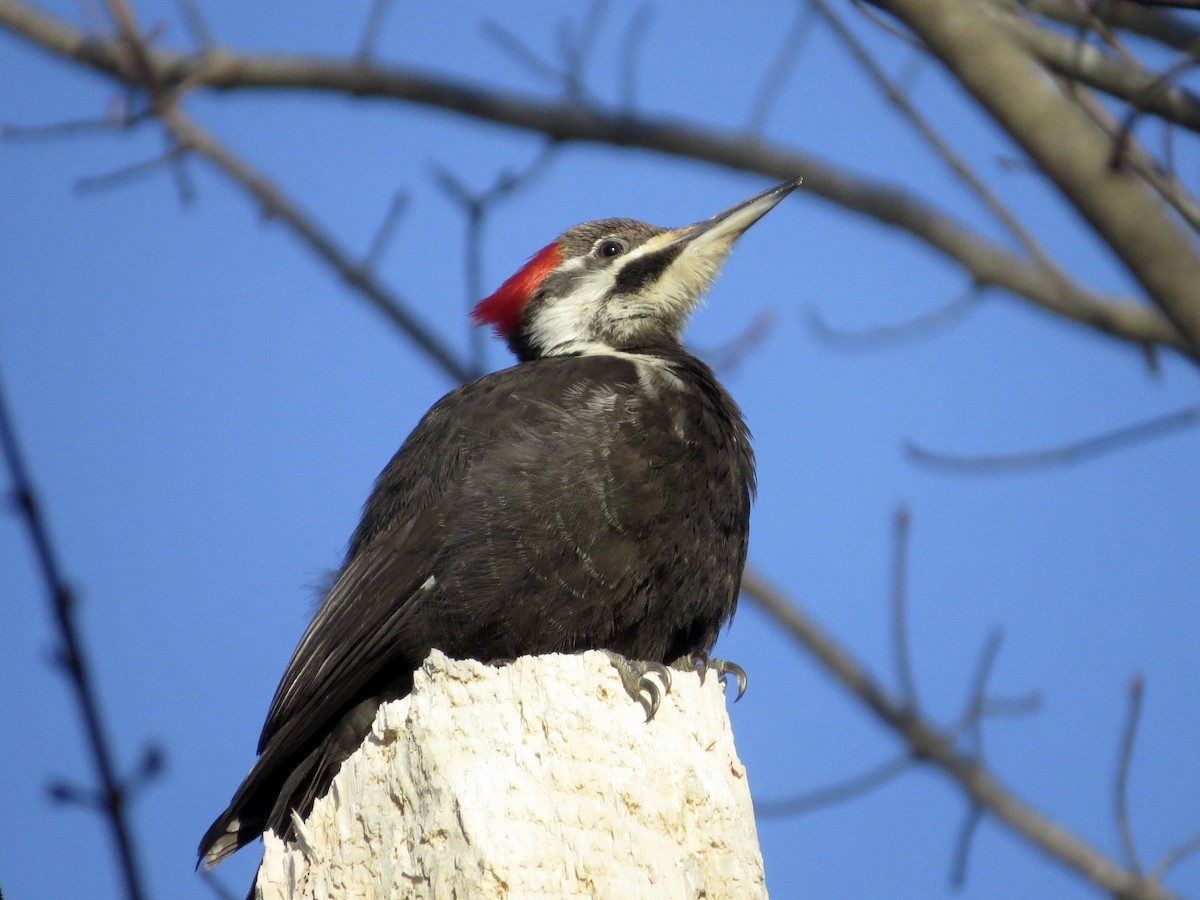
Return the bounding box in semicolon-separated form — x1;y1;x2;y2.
671;651;748;701
602;650;672;721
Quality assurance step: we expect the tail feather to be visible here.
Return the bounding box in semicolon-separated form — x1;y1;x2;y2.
198;693;386;869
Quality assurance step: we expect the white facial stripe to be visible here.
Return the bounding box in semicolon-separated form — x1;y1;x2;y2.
526;226;732;355
604;235;729;343
527;263;617;355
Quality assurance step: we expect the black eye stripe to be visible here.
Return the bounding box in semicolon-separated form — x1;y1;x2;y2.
611;244;684;295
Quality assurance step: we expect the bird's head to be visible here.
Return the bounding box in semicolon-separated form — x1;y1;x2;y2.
472;177;800;361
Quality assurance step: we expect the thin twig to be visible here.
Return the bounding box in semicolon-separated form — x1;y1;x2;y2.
990;11;1200;134
1118;0;1200;8
617;4;653;109
807;284;984;350
356;0;392;61
2;111;146;140
890;503;918;710
948;628;1042;748
174;0;214;51
1002;0;1200;52
849;0;924;47
957;628;1003;753
905;405;1200;475
978;694;1043;719
739;565;1175;899
432;146;557;373
869;0;1200;352
746;1;816;133
815;0;1057;266
74;144;186;194
1116;673;1145;876
482;20;574;92
0;1;1188;358
557;0;608;101
363;189;409;272
164;137;196;206
1152;831;1200;881
691;310;778;375
197;868;239;900
1114;53;1200;156
0;365;150;900
158;106;477;383
950;803;985;888
756;753;914;817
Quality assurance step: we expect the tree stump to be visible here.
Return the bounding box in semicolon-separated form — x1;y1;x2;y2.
257;649;767;899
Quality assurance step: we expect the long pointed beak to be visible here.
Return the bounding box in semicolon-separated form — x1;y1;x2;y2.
671;176;801;249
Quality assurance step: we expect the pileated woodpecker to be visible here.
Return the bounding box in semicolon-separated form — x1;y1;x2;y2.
199;177;799;869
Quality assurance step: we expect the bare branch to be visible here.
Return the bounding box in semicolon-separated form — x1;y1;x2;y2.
808;283;985;350
174;0;214;51
1113;53;1200;161
74;143;187;194
0;365;150;900
890;503;918;710
905;404;1200;475
950;803;985;888
745;1;816;134
850;0;925;46
756;753;914;817
198;868;239;900
978;693;1043;718
2;109;146;140
363;189;409;273
1115;673;1145;876
1063;78;1200;234
617;4;653;109
990;10;1200;134
740;566;1175;899
557;0;609;101
950;628;1041;746
691;310;778;375
816;0;1057;266
157;106;478;383
1118;0;1200;9
956;628;1003;752
431;146;557;373
1152;831;1200;882
869;0;1200;353
0;0;1187;360
1014;0;1200;52
356;0;392;61
481;20;571;92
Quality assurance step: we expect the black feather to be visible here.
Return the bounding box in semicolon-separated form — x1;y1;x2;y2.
198;349;752;866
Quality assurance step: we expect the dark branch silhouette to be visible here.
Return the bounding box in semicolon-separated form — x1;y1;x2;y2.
740;552;1173;899
1116;674;1146;877
807;284;984;350
905;405;1200;475
890;503;918;710
0;365;153;900
756;753;914;817
0;0;1189;359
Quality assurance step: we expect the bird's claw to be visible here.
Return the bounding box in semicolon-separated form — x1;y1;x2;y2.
602;651;672;721
671;652;748;701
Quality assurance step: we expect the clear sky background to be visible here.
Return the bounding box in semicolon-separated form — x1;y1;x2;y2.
2;2;1198;898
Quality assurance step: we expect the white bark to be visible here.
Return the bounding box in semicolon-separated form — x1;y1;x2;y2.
257;649;768;900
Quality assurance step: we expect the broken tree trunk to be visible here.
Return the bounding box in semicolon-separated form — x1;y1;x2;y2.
257;649;767;899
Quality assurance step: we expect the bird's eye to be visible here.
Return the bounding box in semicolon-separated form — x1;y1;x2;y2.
596;239;626;259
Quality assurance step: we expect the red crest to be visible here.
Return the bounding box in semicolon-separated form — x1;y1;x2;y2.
471;242;562;338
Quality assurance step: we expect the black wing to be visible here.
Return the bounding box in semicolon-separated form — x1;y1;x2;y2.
200;351;749;866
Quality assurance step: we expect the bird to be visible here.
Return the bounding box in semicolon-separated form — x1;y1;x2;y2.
199;176;799;871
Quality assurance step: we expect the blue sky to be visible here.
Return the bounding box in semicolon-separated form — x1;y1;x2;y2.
2;2;1198;898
